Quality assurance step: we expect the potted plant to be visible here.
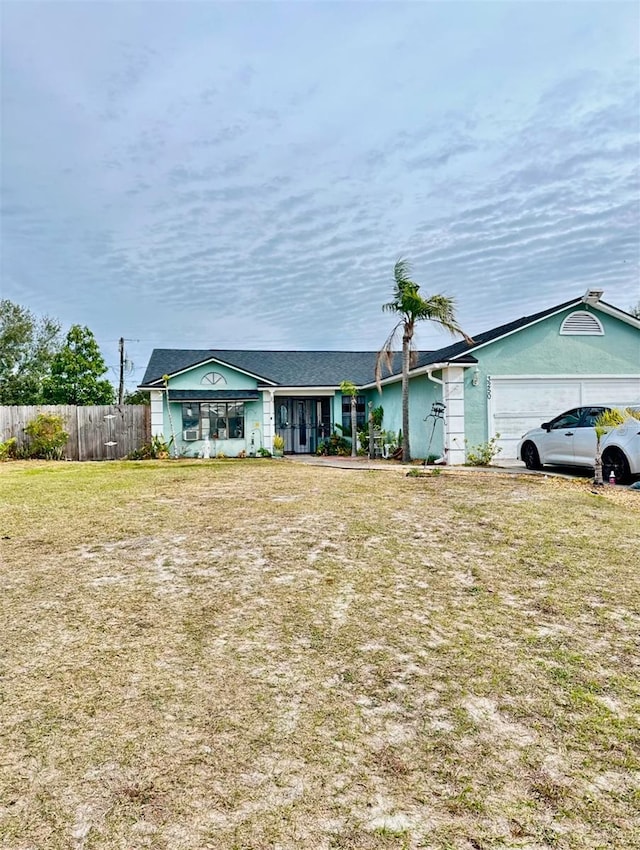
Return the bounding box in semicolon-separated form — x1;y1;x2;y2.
272;434;285;457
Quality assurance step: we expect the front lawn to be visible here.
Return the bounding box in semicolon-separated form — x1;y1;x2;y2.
1;460;638;849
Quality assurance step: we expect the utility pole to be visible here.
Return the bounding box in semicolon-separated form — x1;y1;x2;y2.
118;337;125;405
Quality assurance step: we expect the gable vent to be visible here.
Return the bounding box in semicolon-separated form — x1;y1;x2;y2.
560;311;604;336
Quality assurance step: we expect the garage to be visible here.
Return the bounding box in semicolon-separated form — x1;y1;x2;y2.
488;375;640;458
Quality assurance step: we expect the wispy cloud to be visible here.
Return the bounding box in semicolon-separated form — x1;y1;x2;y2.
1;1;638;383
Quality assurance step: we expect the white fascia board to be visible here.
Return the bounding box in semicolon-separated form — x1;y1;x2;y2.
593;302;640;329
272;387;337;396
360;361;474;390
459;302;583;356
143;356;278;387
488;373;640;379
461;300;639;358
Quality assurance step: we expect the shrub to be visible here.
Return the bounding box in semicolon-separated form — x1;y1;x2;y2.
128;434;172;460
257;447;271;457
316;432;350;456
273;434;285;451
0;437;18;461
465;434;502;466
24;413;68;459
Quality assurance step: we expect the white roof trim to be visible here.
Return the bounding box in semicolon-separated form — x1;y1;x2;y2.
271;387;337;396
593;302;640;328
433;300;639;363
144;355;278;387
359;361;475;390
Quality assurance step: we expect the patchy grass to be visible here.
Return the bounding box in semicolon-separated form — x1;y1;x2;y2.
1;459;639;850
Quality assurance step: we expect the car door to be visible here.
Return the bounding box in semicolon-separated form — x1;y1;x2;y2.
541;409;582;465
572;407;606;466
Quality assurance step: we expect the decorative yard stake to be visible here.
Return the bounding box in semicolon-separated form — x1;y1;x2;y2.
423;401;446;466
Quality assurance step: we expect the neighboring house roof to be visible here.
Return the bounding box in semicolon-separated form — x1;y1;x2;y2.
140;295;638;391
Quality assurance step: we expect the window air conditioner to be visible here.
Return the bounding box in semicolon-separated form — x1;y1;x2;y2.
183;428;199;441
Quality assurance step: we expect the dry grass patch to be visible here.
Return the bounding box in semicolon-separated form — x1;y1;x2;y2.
1;460;639;850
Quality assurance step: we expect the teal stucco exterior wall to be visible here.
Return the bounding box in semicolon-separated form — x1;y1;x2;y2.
464;306;640;448
369;373;444;458
161;360;263;456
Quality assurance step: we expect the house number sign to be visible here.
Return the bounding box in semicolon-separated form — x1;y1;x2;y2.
486;375;492;399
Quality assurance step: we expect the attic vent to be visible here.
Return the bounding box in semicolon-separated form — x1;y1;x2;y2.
560;311;604;336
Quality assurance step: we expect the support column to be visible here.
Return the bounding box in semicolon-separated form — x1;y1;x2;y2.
443;366;466;464
150;391;164;437
263;390;275;452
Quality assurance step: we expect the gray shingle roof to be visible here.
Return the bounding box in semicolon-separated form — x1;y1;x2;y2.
140;295;624;390
141;349;403;388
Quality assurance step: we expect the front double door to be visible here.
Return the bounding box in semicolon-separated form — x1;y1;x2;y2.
276;398;331;454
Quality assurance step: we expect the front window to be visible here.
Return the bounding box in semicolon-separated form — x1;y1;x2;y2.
342;395;366;432
182;402;245;439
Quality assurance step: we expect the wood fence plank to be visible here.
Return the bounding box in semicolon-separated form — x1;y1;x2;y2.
0;405;150;460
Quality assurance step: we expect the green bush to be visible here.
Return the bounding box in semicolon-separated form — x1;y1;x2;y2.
465;434;502;466
24;413;69;459
128;434;172;460
317;432;351;456
0;437;18;461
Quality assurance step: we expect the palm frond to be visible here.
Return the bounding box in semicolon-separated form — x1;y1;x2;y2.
375;321;402;391
393;258;413;287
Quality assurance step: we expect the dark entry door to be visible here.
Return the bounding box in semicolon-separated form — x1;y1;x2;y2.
276;398;321;453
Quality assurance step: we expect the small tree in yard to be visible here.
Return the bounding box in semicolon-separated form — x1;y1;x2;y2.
340;380;359;457
43;325;114;405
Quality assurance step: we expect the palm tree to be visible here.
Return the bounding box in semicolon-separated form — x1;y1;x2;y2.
375;259;471;462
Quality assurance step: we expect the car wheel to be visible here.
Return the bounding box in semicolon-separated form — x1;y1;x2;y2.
603;447;631;484
521;441;542;470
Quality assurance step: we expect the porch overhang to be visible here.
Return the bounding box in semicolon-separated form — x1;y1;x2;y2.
167;389;260;401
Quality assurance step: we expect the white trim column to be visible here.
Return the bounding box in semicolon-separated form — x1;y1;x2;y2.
443;366;466;464
263;390;275;452
150;391;164;437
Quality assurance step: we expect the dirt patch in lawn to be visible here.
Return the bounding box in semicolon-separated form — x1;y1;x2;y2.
1;460;639;849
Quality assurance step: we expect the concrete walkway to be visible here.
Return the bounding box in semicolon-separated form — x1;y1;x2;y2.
285;454;544;476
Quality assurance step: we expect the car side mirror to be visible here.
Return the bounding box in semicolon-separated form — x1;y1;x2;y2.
541;422;550;431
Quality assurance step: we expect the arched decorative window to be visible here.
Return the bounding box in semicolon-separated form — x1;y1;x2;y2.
560;311;604;336
201;371;227;385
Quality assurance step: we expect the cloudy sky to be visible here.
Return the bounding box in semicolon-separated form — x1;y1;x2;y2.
1;1;639;391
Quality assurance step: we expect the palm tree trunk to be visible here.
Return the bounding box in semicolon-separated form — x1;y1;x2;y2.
594;436;604;486
402;333;411;462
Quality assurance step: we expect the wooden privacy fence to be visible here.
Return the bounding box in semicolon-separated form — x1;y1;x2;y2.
0;405;150;461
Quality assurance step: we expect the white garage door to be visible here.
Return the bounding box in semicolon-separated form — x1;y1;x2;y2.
489;376;640;458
